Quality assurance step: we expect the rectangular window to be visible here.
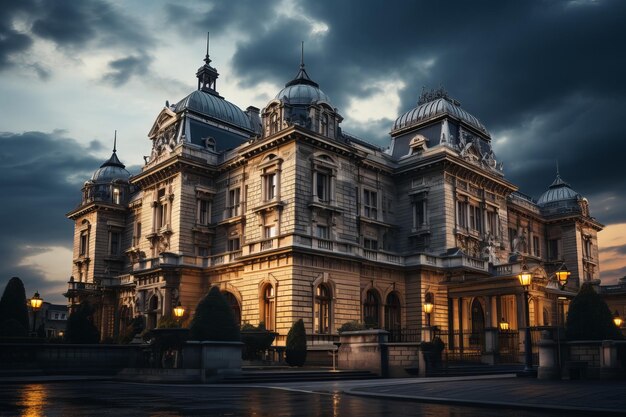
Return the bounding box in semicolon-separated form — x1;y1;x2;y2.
228;188;241;217
228;237;241;252
509;227;517;251
264;173;277;201
470;206;482;232
363;190;378;219
533;236;540;257
316;225;329;240
197;199;210;225
364;238;378;250
583;237;592;259
486;211;497;236
264;225;277;239
413;200;426;229
197;246;209;257
548;239;557;259
316;172;331;202
157;202;168;228
109;231;121;256
79;231;88;256
133;221;141;246
457;201;468;228
112;187;121;204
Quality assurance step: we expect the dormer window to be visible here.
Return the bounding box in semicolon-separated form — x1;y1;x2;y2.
409;134;429;155
270;112;279;135
321;113;329;136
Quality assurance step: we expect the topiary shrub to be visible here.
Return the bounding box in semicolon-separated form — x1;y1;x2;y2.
566;283;623;341
338;320;366;333
0;277;30;337
65;301;100;344
189;286;240;341
240;322;277;360
286;319;307;367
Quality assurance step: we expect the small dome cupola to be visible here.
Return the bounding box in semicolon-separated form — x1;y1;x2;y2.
83;132;131;206
263;43;341;139
537;172;581;207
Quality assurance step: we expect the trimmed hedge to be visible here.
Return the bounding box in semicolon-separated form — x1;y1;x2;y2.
286;319;307;367
189;286;240;341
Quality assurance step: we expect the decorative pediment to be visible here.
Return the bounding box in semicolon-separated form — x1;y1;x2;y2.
408;134;429;155
148;107;178;139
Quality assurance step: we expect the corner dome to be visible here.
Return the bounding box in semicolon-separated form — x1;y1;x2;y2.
393;94;488;136
174;90;253;132
91;151;130;183
274;62;332;107
537;174;581;206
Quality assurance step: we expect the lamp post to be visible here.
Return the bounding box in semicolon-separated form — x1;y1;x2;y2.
518;263;534;375
424;292;434;327
614;311;623;329
29;291;43;335
173;301;185;326
499;318;509;332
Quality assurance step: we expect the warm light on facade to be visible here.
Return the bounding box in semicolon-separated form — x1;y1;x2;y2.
499;318;510;331
614;311;623;328
517;265;532;289
173;302;185;318
29;292;43;311
555;264;571;289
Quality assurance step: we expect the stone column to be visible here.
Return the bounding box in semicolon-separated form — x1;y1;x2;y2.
537;332;559;379
482;327;498;365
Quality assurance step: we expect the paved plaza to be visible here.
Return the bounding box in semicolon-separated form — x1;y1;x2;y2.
0;375;625;416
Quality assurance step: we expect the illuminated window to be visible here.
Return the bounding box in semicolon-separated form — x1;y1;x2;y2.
263;285;275;331
112;187;121;204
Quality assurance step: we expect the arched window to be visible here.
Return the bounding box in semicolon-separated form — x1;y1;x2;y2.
147;294;160;330
385;293;401;330
222;291;241;326
263;284;275;330
363;289;380;328
314;284;331;334
270;113;279;135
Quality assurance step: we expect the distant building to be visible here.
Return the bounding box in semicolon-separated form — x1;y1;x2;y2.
29;302;68;338
65;47;605;358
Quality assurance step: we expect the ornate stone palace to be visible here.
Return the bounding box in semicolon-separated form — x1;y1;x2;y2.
65;47;603;354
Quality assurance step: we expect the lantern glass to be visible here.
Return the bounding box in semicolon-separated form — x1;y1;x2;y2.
499;319;509;331
30;292;43;311
555;265;571;288
173;303;185;318
614;311;623;328
518;267;532;289
424;302;434;314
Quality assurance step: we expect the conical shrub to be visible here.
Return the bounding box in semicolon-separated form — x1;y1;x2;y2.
0;277;30;337
286;319;307;367
566;283;623;341
189;286;240;341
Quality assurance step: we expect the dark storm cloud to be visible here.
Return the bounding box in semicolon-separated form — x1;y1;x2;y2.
31;0;152;50
102;54;152;87
0;0;35;69
224;0;626;224
0;131;108;302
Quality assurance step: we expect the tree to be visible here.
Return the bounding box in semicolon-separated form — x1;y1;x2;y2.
566;283;623;341
189;286;240;341
65;301;100;344
286;319;307;367
0;277;30;337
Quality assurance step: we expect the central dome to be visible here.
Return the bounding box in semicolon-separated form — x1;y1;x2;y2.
91;151;130;183
174;90;253;132
537;174;581;206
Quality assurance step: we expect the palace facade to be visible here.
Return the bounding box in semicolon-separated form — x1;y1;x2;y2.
65;48;603;354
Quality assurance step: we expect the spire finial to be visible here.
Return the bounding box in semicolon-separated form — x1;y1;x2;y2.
300;41;304;69
556;160;560;177
204;32;211;64
113;130;117;153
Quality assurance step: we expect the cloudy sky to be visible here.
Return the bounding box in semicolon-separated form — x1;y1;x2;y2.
1;0;625;303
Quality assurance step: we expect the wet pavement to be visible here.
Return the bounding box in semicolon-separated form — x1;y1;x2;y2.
0;380;611;416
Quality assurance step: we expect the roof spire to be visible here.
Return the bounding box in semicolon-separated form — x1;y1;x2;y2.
196;32;219;95
556;160;560;177
204;32;211;65
285;41;319;88
113;130;117;153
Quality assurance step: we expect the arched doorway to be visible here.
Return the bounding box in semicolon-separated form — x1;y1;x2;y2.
470;298;485;349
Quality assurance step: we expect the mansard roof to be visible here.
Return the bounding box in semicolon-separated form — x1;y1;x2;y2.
174;90;254;133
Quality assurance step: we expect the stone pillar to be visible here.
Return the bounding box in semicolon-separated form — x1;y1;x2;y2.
482;327;498;365
600;340;621;380
338;330;389;377
537;332;559;379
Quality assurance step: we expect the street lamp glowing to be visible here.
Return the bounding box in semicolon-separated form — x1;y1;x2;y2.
173;302;185;318
555;264;571;289
29;292;43;311
499;318;509;331
517;265;533;289
614;311;623;328
424;292;434;314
